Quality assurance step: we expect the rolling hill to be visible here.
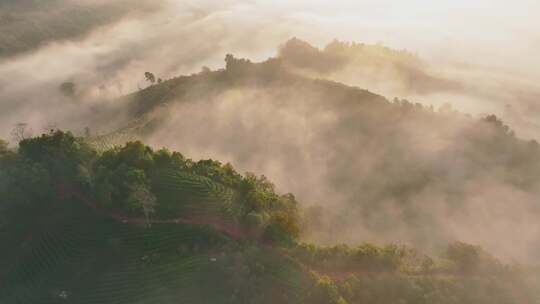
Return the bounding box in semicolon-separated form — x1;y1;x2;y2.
84;49;540;263
1;132;539;303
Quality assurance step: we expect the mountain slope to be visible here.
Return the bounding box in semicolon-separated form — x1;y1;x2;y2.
1;132;538;303
89;54;540;262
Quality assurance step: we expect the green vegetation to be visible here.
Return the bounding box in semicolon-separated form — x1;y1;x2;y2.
3;131;300;243
1;131;539;303
112;54;540;255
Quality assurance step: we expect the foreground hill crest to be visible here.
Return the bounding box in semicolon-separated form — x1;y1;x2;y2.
1;131;538;303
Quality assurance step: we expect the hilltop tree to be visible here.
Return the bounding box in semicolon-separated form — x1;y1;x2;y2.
144;72;156;85
225;54;251;71
225;54;235;69
11;123;31;143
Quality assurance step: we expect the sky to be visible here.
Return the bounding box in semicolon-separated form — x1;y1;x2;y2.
256;0;540;71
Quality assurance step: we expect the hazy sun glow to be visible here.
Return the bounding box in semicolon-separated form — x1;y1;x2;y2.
245;0;540;72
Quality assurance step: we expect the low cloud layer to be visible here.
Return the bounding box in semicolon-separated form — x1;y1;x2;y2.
125;61;540;262
2;0;539;139
0;0;299;139
277;38;540;141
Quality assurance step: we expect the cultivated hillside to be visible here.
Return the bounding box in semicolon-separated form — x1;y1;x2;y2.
1;132;538;303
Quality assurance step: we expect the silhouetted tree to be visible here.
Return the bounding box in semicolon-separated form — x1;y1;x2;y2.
11;123;31;142
144;72;156;85
224;54;236;70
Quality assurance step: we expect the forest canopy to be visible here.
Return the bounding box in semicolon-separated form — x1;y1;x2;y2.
1;131;300;244
1;131;539;303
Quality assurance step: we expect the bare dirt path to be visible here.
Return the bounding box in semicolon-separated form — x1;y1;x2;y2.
56;182;249;239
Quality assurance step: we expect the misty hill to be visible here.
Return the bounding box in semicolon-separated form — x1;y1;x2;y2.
89;51;540;262
1;132;538;303
277;38;461;95
0;0;157;58
275;39;540;141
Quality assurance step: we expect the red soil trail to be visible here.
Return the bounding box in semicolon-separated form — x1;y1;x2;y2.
56;183;369;282
55;183;467;283
55;182;252;240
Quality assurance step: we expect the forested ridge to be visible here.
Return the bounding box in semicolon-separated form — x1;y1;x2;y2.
0;131;539;303
84;49;540;263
